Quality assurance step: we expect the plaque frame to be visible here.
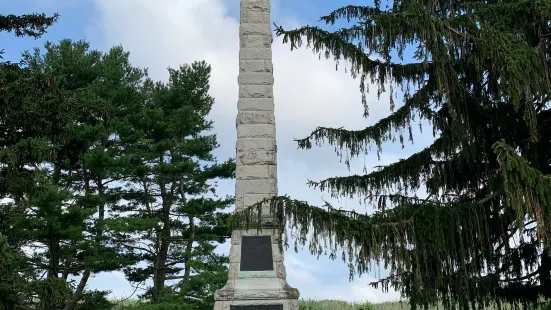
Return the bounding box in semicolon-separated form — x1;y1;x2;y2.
240;235;273;271
230;305;283;310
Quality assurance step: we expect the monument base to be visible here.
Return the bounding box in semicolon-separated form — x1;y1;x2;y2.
214;298;298;310
214;228;299;310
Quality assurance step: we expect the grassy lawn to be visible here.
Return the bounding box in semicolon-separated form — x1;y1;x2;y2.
299;299;408;310
112;299;549;310
112;299;413;310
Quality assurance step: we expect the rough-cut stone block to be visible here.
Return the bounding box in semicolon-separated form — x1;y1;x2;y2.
238;270;277;279
238;72;273;85
235;193;244;212
237;165;269;180
239;48;272;60
267;165;277;178
237;124;275;138
240;23;271;35
237;150;276;165
218;300;298;309
240;60;266;72
262;12;271;24
236;179;277;194
236;138;276;151
275;261;286;279
239;85;273;98
243;193;274;207
271;244;283;262
241;0;270;11
240;10;269;23
241;35;271;48
237;111;275;125
227;263;240;285
266;113;275;124
238;98;274;110
240;229;281;243
243;193;273;208
217;300;299;310
233;289;283;299
230;244;241;263
264;60;273;73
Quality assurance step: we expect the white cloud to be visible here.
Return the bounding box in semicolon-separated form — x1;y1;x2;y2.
87;0;405;302
285;255;318;284
334;275;403;304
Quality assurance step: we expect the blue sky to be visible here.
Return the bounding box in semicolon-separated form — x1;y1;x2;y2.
2;0;433;303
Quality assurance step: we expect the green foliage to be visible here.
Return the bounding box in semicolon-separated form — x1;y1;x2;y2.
357;302;375;310
0;12;59;62
113;299;448;310
74;290;114;310
106;61;234;306
0;38;147;309
234;0;551;309
0;13;59;39
0;233;30;309
0;7;230;310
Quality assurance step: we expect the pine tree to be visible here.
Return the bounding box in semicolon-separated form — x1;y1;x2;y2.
108;61;235;307
235;1;551;309
0;11;59;310
1;39;146;309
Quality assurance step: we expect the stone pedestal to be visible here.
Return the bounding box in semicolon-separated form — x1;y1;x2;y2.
214;229;299;310
213;0;299;308
214;228;299;310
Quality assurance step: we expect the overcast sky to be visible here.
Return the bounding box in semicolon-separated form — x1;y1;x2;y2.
1;0;435;303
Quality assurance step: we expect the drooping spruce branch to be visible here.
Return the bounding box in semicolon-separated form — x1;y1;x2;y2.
0;13;59;39
230;195;503;305
295;78;437;160
493;140;551;248
270;0;551;308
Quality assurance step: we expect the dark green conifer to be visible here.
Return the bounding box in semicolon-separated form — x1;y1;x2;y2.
235;1;551;309
1;38;147;310
109;61;235;308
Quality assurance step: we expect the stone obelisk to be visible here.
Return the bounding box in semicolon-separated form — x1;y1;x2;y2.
213;0;299;309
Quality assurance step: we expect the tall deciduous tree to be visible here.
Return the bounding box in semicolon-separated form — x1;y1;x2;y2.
236;1;551;309
109;61;234;307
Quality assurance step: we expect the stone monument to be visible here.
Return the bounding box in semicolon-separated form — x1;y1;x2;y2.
213;0;300;309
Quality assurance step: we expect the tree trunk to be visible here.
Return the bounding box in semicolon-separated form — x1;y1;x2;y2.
63;178;104;310
153;181;171;302
62;267;91;310
183;215;195;282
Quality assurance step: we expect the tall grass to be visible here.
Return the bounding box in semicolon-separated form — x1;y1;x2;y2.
299;300;410;310
111;298;547;310
111;299;412;310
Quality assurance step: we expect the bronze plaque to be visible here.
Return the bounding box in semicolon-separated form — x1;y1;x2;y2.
230;305;283;310
240;236;273;271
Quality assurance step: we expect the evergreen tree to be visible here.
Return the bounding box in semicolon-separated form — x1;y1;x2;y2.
0;12;59;309
0;12;59;62
235;1;551;309
0;12;58;38
1;39;146;309
109;61;234;307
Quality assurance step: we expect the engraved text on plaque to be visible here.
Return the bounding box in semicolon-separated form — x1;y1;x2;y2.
240;236;273;271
